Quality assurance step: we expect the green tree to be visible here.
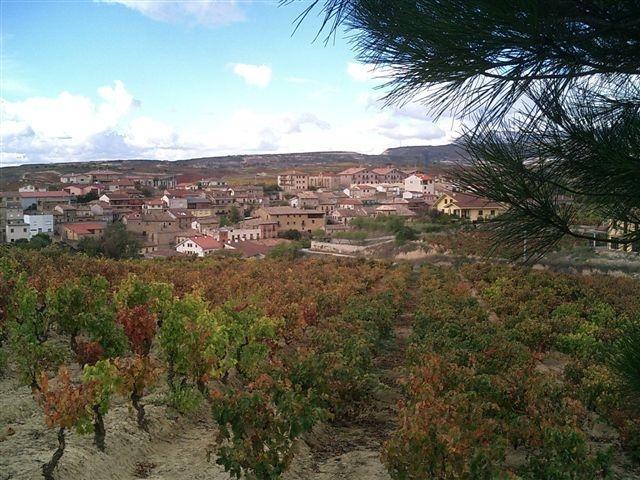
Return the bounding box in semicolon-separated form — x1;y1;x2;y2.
78;222;141;259
228;205;242;224
299;1;640;260
76;191;98;204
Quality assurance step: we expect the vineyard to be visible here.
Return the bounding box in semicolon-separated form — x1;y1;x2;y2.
0;247;639;479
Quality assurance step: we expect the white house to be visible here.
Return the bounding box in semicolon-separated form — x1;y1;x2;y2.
60;173;92;184
175;236;224;257
23;214;54;238
404;174;435;195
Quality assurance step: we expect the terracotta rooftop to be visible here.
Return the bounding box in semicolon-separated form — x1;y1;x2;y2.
19;191;70;198
338;167;368;176
448;193;503;209
182;236;223;251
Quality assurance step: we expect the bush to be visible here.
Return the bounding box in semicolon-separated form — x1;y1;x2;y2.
277;229;302;240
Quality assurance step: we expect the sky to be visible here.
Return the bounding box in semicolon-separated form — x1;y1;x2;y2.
0;0;462;166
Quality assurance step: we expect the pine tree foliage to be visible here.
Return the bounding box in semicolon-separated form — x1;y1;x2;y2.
292;0;640;259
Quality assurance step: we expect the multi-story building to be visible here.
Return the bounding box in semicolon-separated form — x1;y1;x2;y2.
372;167;408;184
336;167;378;186
0;192;23;243
20;191;71;212
5;222;30;243
256;206;325;234
404;173;436;195
23;214;54;238
308;173;340;190
277;170;309;192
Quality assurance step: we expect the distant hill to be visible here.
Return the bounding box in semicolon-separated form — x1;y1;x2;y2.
381;144;464;165
0;144;465;189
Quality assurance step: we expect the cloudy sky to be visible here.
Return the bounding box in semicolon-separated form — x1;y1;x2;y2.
1;1;462;166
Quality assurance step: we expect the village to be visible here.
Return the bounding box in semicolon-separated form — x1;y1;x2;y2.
0;163;636;258
0;165;508;257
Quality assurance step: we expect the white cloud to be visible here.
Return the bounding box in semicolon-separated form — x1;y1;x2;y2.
1;80;459;166
347;62;394;82
1;80;133;142
99;0;246;27
231;63;272;88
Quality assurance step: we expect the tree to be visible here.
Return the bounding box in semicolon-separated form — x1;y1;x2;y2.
228;205;242;224
76;191;98;204
297;1;640;260
14;233;52;250
78;222;141;259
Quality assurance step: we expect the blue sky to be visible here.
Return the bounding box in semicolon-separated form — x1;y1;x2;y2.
1;1;460;165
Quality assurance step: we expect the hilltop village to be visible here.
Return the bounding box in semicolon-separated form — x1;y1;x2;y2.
0;164;514;258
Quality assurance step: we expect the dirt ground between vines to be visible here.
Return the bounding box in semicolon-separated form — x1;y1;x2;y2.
0;312;413;480
0;375;394;480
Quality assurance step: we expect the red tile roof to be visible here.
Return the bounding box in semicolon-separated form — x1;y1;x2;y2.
448;193;503;209
19;191;70;198
188;236;223;250
338;167;368;176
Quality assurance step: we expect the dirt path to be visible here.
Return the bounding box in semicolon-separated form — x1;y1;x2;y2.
286;273;417;480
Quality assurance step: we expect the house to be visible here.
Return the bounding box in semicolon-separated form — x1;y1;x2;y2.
5;221;30;243
106;178;136;191
86;170;122;183
63;184;101;197
0;192;24;243
61;222;106;242
60;173;92;184
89;201;116;222
214;226;262;243
607;220;640;252
277;170;309;192
336;198;364;210
191;216;220;235
337;167;377;186
238;217;279;239
143;199;165;212
434;193;505;221
23;214;54;238
330;208;369;225
290;191;319;209
18;185;46;193
199;178;228;188
345;184;378;199
317;193;338;214
186;197;215;217
168;209;197;229
99;191;144;209
256;206;325;233
175;236;224;257
405;174;436;195
20;191;71;212
308;173;340;190
375;204;417;219
371;167;408;184
122;212;182;248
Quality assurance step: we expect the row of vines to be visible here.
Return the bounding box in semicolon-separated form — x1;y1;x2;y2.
0;248;411;479
382;263;640;479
